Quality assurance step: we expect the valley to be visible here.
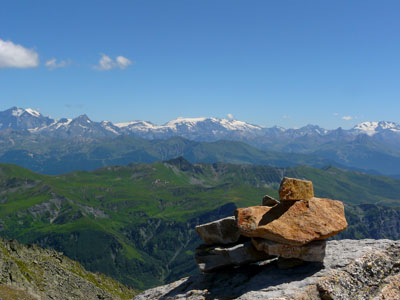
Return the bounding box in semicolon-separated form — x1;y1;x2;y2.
0;158;399;289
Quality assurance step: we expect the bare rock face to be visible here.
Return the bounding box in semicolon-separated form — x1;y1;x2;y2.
133;239;400;300
235;197;347;245
279;177;314;201
195;216;240;245
252;238;326;262
262;195;280;207
195;241;272;273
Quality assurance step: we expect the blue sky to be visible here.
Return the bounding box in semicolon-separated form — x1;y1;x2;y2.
1;0;399;129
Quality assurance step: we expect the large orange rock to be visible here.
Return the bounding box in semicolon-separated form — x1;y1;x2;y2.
235;197;347;245
279;177;314;201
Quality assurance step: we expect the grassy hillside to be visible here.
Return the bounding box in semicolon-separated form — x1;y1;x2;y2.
0;158;399;289
0;238;136;299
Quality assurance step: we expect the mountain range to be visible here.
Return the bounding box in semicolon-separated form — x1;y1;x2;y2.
1;107;400;142
0;107;400;176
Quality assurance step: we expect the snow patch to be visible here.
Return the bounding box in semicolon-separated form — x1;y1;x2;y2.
115;121;157;129
219;119;262;131
55;119;72;129
101;121;120;135
25;108;41;117
11;108;25;117
104;126;119;134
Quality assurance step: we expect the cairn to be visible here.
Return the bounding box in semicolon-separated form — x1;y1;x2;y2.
194;177;348;272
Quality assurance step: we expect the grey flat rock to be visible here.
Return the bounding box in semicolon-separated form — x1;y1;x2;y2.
195;216;241;245
195;241;272;272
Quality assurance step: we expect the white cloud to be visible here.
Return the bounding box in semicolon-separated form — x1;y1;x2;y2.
94;54;132;71
342;116;352;120
227;113;234;120
45;58;71;70
116;56;132;69
282;114;290;119
333;112;339;116
0;39;39;68
97;54;114;70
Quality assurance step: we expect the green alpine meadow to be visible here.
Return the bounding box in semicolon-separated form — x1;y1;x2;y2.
1;157;400;289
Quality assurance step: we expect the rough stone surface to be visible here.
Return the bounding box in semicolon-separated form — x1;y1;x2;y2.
133;239;400;300
262;195;280;207
279;177;314;201
252;238;326;262
235;198;347;245
195;216;240;245
195;241;272;272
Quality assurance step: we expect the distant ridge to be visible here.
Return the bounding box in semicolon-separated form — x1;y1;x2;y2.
0;107;400;176
0;107;399;140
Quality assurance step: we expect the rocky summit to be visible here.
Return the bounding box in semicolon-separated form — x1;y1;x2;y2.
133;239;400;300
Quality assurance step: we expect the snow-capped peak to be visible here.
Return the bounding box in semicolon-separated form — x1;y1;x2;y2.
353;121;400;136
218;118;262;131
162;117;262;131
164;117;208;129
10;107;41;118
115;120;156;129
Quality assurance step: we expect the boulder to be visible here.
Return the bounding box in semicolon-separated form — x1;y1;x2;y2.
195;216;240;245
195;241;273;272
262;195;280;207
252;238;326;262
235;197;347;245
279;177;314;201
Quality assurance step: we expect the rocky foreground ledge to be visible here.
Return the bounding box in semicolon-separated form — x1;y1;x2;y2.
133;239;400;300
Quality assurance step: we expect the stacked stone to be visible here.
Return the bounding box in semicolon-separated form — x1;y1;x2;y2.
194;177;348;272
